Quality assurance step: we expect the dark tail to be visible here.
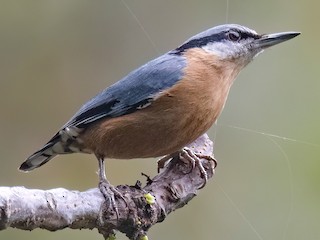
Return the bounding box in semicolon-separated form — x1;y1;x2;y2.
19;133;66;171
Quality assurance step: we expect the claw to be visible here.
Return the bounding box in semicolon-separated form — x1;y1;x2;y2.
99;181;118;215
97;156;127;219
179;148;196;173
179;147;216;189
157;147;216;189
99;180;126;218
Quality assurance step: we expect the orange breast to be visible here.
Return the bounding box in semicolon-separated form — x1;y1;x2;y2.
80;48;240;159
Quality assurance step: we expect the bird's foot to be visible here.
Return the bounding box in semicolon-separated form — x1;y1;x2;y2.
179;147;217;189
99;180;127;219
157;147;216;189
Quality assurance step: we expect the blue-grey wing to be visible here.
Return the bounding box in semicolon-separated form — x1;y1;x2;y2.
65;53;186;128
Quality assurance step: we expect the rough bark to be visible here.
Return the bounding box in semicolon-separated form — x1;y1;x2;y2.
0;134;216;240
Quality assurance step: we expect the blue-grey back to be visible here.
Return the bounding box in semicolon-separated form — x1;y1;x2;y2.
65;52;187;128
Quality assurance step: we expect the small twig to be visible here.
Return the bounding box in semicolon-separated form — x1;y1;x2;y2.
141;172;153;185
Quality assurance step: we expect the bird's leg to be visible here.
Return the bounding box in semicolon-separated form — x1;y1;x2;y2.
179;147;217;189
98;156;108;182
157;152;179;172
97;156;126;219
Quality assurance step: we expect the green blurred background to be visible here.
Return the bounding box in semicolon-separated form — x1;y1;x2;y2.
0;0;319;239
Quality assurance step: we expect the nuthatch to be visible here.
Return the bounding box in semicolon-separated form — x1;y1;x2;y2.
20;24;299;206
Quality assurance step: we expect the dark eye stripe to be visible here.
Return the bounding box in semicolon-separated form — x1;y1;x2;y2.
171;28;259;55
172;32;226;55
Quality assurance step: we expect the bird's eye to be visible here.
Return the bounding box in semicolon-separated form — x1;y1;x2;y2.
227;31;241;42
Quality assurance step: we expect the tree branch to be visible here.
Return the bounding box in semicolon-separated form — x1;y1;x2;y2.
0;134;216;239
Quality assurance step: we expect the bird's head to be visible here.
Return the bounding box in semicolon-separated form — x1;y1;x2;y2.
173;24;300;68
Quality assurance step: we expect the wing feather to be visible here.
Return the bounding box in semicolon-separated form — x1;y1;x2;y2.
65;53;186;128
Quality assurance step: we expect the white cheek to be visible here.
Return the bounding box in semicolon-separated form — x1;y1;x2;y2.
202;42;240;59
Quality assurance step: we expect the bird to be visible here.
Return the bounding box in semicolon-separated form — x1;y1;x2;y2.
19;24;299;209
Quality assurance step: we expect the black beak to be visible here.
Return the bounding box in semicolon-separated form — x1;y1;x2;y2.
255;31;300;49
